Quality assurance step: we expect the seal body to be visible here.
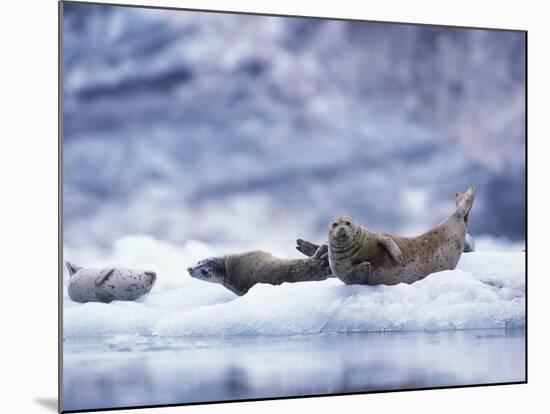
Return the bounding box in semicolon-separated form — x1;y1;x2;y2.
65;262;157;303
187;250;332;296
325;186;477;285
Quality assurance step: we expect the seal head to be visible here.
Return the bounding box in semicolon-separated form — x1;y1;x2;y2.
328;215;360;246
187;257;226;285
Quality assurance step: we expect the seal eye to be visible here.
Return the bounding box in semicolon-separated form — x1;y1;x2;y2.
201;269;208;277
332;223;338;229
345;221;351;226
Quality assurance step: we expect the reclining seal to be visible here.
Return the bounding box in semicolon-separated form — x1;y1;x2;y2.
187;249;332;296
301;186;477;285
65;261;157;303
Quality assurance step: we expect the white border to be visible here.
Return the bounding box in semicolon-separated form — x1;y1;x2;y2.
1;1;546;413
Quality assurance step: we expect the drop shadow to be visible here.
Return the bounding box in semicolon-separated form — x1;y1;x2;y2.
34;397;58;412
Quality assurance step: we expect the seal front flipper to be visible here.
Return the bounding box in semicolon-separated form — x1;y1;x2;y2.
296;239;320;257
95;268;115;286
65;261;82;276
376;234;403;264
95;291;117;303
342;261;372;285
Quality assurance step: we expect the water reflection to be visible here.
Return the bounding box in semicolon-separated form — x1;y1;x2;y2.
63;329;525;411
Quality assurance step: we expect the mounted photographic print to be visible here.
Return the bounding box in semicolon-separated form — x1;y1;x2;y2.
59;1;527;412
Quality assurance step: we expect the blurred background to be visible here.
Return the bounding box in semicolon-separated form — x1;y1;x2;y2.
63;3;526;254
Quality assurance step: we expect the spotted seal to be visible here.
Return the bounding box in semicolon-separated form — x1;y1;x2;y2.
65;261;157;303
187;249;332;296
301;186;477;285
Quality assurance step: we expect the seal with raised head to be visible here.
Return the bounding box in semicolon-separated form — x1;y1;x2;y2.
65;261;157;303
302;186;477;286
187;249;332;296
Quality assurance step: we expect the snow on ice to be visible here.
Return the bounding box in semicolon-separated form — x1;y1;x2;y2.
63;235;525;338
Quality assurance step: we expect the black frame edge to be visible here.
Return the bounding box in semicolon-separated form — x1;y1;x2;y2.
58;1;65;413
524;31;529;383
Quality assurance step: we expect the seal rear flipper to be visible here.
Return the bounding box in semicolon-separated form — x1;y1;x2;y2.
463;233;476;253
455;185;477;221
95;268;115;286
296;239;320;257
65;261;82;277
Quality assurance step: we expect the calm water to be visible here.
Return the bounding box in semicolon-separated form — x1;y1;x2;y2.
63;329;525;411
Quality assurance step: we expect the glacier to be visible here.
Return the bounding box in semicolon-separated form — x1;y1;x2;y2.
62;235;525;338
62;4;526;251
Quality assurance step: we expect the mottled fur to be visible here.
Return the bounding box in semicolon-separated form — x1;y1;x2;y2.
65;261;157;303
187;250;332;296
302;186;477;286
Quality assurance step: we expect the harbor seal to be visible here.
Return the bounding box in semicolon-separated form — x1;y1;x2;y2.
187;249;332;296
303;186;477;285
65;261;157;303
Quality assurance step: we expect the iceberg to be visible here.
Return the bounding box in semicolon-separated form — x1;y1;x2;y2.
63;236;525;338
